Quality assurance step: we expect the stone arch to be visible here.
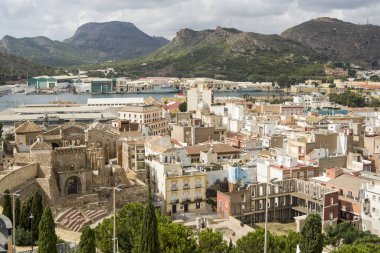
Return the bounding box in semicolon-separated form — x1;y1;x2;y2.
65;176;82;195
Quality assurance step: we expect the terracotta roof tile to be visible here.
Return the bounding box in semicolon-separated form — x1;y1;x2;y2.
15;121;43;134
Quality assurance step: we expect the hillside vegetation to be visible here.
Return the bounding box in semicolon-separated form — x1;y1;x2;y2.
101;27;326;83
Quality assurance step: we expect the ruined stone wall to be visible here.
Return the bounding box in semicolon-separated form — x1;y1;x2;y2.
14;152;53;177
52;146;87;173
87;129;118;162
0;163;38;193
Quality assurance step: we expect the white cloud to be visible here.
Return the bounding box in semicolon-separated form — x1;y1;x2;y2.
0;0;379;40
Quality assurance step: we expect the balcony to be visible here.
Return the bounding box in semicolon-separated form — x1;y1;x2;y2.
195;197;203;202
171;199;179;204
183;184;190;190
182;198;191;203
195;183;202;188
171;186;178;191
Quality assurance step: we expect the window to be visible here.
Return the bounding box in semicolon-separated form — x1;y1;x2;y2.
241;194;246;202
373;195;376;201
329;212;334;220
330;197;334;205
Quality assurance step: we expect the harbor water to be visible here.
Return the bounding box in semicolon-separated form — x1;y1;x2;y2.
0;90;282;110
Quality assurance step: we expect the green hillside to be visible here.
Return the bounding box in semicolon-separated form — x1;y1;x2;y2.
0;52;51;84
101;27;326;83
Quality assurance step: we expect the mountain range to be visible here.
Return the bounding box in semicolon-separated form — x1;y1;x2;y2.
0;21;169;66
1;18;380;82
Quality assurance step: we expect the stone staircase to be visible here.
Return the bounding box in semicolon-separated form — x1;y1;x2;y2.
55;206;109;232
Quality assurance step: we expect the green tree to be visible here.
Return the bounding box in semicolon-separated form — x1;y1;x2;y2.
300;214;323;253
19;195;32;230
178;102;187;112
331;243;380;253
38;207;57;253
31;191;44;241
15;197;21;227
139;175;159;253
325;222;380;247
197;228;228;253
232;229;300;253
5;133;14;141
2;189;12;221
79;226;96;253
16;227;32;246
95;202;145;253
158;221;197;253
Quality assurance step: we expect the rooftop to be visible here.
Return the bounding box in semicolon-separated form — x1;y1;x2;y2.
118;105;161;113
185;144;240;155
15;121;43;134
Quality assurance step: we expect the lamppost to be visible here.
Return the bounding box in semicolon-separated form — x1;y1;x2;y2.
1;191;20;253
29;213;34;251
264;178;283;253
111;185;125;253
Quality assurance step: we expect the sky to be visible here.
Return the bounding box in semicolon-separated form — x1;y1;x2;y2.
0;0;379;41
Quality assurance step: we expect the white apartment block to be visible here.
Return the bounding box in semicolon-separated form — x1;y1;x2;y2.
293;93;329;108
187;83;213;112
362;182;380;235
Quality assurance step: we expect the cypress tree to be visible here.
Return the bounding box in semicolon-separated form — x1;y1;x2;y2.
38;207;57;253
79;226;96;253
15;197;21;227
31;191;43;241
300;214;324;253
139;171;159;253
2;189;12;221
19;196;32;230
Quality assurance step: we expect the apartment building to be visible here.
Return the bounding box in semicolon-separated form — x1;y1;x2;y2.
217;178;339;229
362;182;380;235
280;104;305;116
171;124;226;145
118;105;168;135
121;139;146;179
147;155;206;214
293;93;329;108
187;83;213;112
311;168;370;223
145;136;206;213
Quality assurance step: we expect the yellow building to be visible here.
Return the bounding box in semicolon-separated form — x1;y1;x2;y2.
165;168;206;213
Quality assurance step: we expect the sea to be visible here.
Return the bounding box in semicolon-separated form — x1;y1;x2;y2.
0;90;280;110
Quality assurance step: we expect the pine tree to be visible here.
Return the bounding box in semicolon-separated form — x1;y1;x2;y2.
2;189;12;221
79;226;96;253
38;207;57;253
31;191;43;241
139;172;159;253
19;196;32;230
15;197;21;227
300;214;324;253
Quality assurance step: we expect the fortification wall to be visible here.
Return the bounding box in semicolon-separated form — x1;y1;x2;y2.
0;163;38;193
